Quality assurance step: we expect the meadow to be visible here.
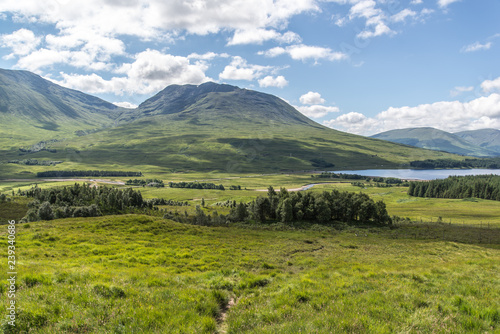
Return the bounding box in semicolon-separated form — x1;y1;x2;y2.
0;215;499;333
1;172;499;333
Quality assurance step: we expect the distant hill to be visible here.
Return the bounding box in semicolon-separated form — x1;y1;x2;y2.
371;127;500;157
454;129;500;155
0;68;463;175
0;69;126;148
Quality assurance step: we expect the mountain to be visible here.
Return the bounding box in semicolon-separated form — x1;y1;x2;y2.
454;129;500;155
121;82;319;127
0;69;463;175
370;127;500;157
0;69;125;148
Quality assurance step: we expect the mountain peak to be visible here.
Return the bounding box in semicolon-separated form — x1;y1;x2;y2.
134;81;319;127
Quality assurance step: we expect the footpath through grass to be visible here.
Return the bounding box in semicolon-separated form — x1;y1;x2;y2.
1;215;498;333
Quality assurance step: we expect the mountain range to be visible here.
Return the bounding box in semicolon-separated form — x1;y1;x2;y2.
0;68;462;176
371;127;500;157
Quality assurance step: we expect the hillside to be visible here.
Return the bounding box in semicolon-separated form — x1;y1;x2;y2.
0;69;126;149
0;69;463;175
454;129;500;155
371;127;500;157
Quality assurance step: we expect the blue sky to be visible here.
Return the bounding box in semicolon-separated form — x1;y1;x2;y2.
0;0;499;135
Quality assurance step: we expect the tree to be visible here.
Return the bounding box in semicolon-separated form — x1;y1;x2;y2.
314;197;331;224
38;201;54;221
250;197;270;223
280;198;293;224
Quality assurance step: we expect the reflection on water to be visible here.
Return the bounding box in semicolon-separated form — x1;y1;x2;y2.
331;169;500;180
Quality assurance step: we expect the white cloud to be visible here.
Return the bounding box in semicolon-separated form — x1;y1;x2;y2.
113;101;138;109
16;48;71;72
461;41;492;53
0;0;318;39
391;9;417;23
481;76;500;93
55;49;211;96
258;75;288;88
296;105;340;118
450;86;474;97
323;112;377;134
295;90;338;118
227;28;301;46
259;44;347;62
323;93;500;135
0;28;41;58
219;56;274;81
438;0;461;8
187;52;230;60
299;91;325;105
410;0;423;4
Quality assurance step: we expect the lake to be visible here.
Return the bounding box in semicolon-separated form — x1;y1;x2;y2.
332;169;500;180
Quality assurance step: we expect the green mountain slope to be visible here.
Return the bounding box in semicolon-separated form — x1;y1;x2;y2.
454;129;500;155
371;127;500;157
0;68;125;149
0;69;464;175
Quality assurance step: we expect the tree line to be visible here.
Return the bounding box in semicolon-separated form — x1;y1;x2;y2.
177;186;392;227
314;172;405;185
408;175;500;201
8;159;62;166
36;170;142;177
168;182;226;190
410;158;500;169
126;179;165;187
19;183;168;222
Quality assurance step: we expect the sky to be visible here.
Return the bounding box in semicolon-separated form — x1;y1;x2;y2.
0;0;499;136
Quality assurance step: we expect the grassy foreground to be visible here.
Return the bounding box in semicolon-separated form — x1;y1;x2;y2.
1;215;499;333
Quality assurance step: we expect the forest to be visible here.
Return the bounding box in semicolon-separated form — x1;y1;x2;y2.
183;186;392;227
408;175;500;200
19;183;150;222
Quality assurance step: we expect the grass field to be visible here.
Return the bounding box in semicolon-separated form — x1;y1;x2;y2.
1;171;499;227
0;215;498;333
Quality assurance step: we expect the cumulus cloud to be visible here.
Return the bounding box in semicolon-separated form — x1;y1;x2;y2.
481;76;500;93
296;105;340;118
219;56;275;81
391;9;417;23
0;28;41;58
0;0;318;39
113;101;138;109
259;44;347;62
461;41;492;53
348;0;394;39
299;91;325;105
323;93;500;135
258;75;288;88
295;90;339;118
323;112;376;134
54;49;211;96
0;0;319;86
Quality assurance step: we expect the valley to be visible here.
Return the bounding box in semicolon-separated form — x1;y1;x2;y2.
0;68;499;333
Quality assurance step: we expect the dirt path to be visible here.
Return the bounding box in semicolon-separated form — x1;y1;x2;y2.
218;297;237;334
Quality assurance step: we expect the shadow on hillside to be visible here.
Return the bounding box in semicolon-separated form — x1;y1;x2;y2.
390;222;500;249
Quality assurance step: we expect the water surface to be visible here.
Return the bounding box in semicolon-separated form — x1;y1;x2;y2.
332;169;500;180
